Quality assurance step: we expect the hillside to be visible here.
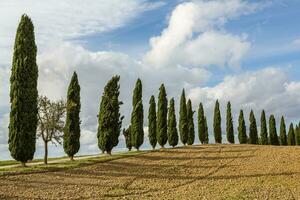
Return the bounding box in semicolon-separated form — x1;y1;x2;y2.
0;145;299;199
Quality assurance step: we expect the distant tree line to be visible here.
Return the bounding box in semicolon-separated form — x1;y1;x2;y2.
7;15;300;166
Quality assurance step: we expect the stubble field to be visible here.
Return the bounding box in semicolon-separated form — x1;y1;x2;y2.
0;144;300;200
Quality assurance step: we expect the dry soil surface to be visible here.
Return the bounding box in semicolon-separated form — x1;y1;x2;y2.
0;145;300;200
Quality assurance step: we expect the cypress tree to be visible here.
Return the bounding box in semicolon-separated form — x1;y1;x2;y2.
279;116;287;146
131;79;144;150
204;117;209;144
167;98;178;147
187;99;195;145
249;110;258;144
198;103;206;144
269;115;279;145
226;102;234;144
179;89;188;145
9;15;38;166
148;95;157;149
157;84;168;147
260;110;268;145
296;123;300;145
64;72;81;161
123;126;132;151
287;123;295;145
238;110;247;144
97;76;123;154
213;100;222;143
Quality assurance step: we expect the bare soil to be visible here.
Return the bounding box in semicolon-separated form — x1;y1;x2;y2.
0;144;299;200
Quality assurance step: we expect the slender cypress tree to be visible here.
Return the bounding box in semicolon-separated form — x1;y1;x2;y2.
179;89;188;145
287;123;295;145
131;79;144;150
279;116;287;146
269;115;279;145
148;95;157;149
238;110;247;144
226;102;234;144
204;117;209;144
123;126;132;151
167;98;178;147
198;103;206;144
187;99;195;145
157;84;168;147
249;110;258;144
296;123;300;145
213;100;222;143
9;15;38;166
64;72;81;161
97;76;123;154
260;110;268;145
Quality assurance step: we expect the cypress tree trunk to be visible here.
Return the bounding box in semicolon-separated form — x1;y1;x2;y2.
213;100;222;144
148;95;157;149
167;98;178;147
64;72;81;160
179;89;188;145
249;110;258;144
187;99;195;145
131;79;144;150
157;84;168;148
9;15;38;164
287;123;295;145
97;76;123;154
226;102;234;144
198;103;206;144
269;115;279;145
238;110;247;144
260;110;268;145
279;116;287;145
204;117;209;144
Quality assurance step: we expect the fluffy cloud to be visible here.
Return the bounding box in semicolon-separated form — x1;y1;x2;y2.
144;0;261;68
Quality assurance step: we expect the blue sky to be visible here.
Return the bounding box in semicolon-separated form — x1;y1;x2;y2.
1;0;300;160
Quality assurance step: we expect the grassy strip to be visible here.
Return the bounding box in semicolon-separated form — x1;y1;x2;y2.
0;150;149;176
0;156;71;167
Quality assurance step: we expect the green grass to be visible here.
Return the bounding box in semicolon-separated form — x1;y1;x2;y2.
0;156;70;167
0;150;149;176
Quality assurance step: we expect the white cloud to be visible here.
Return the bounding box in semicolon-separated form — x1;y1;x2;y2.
0;0;164;65
144;0;261;68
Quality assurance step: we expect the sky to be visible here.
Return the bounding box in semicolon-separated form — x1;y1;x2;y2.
1;0;300;160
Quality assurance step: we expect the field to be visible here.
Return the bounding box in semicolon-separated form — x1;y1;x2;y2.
0;145;299;200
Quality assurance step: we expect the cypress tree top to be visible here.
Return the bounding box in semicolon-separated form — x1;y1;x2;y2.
64;71;81;160
9;14;38;164
287;123;295;146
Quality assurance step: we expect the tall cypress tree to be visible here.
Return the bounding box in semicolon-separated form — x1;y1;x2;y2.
64;72;81;161
287;123;295;146
187;99;195;145
198;103;206;144
226;102;234;144
148;95;157;150
249;110;258;144
131;79;144;150
123;126;132;151
238;110;247;144
9;15;38;166
213;100;222;143
269;115;279;145
260;110;268;145
296;123;300;145
97;76;123;154
179;89;188;145
157;84;168;147
279;116;287;146
167;98;178;147
204;117;209;144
